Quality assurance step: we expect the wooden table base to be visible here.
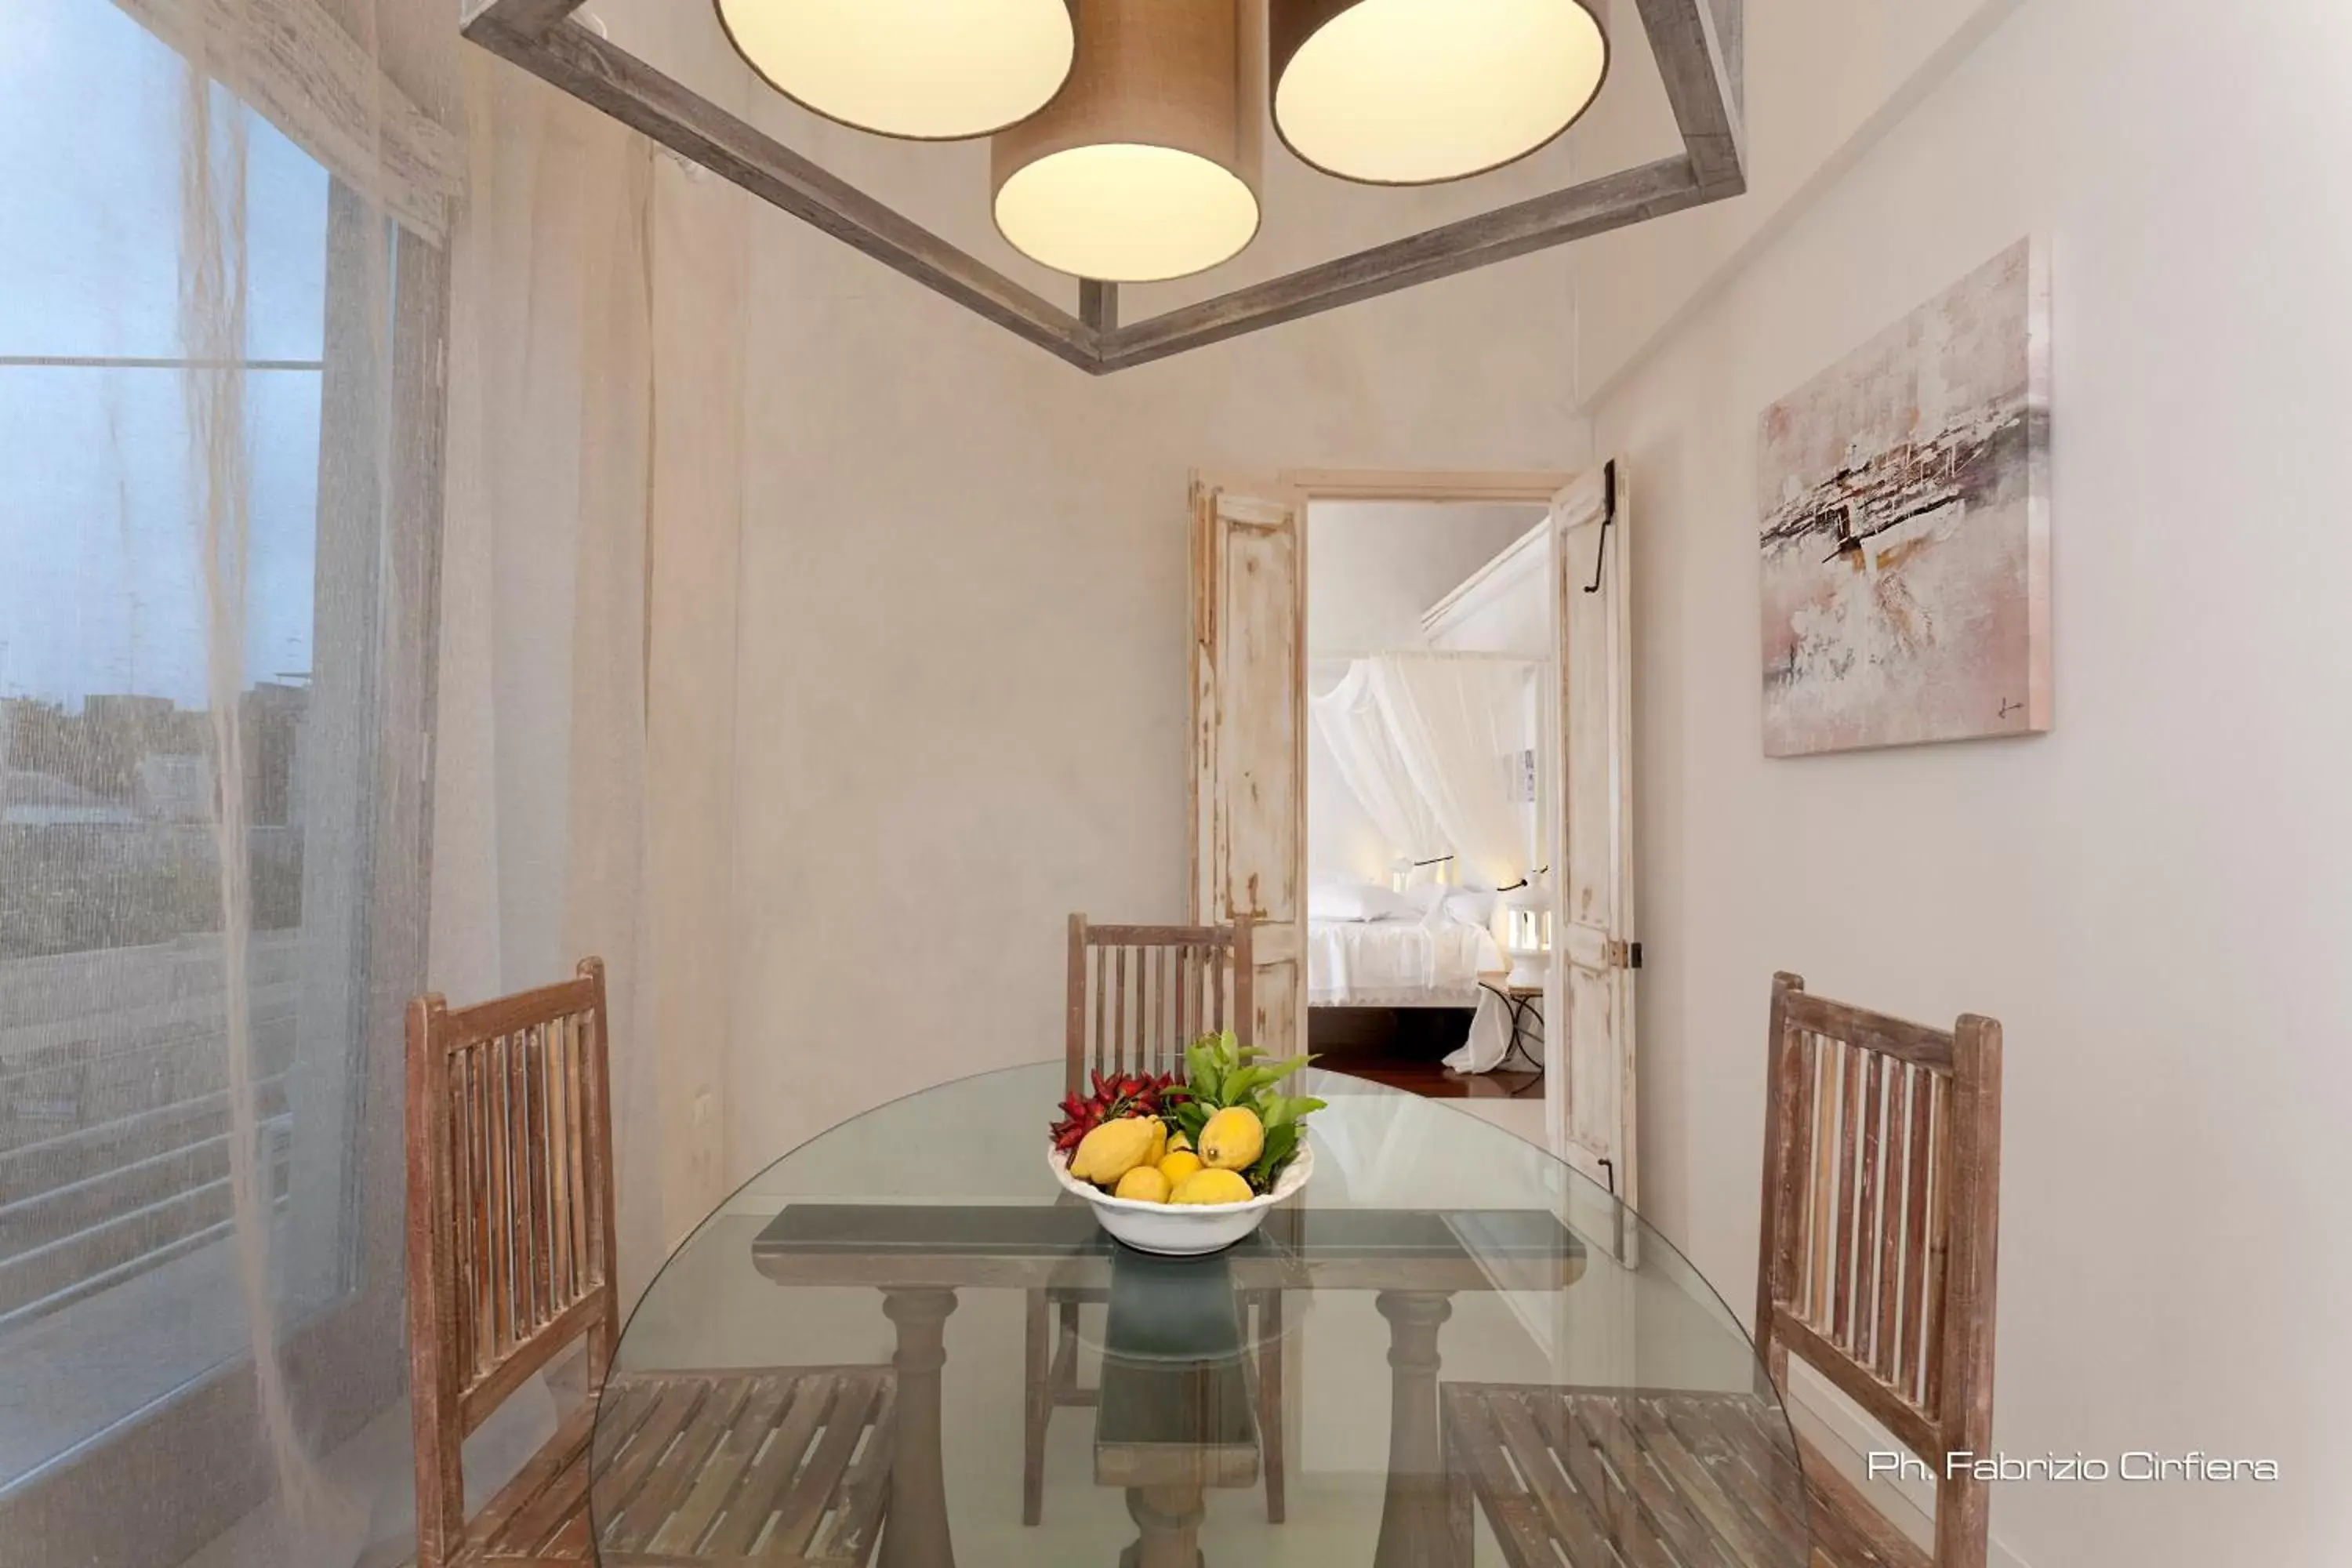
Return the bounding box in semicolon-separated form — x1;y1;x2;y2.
879;1287;959;1568
746;1205;1584;1568
1120;1482;1207;1568
1374;1290;1457;1568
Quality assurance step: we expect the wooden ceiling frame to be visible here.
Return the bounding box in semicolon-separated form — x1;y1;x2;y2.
462;0;1744;375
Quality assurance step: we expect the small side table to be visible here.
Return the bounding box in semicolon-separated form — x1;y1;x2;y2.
1489;983;1547;1079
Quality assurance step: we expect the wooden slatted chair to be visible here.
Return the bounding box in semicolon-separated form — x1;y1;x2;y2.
1024;916;1288;1525
407;959;895;1567
1442;971;2004;1568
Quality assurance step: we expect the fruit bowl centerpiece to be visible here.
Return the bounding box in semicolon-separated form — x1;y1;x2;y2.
1047;1033;1325;1257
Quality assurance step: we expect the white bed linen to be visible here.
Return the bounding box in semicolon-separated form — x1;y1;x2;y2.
1446;989;1518;1075
1308;917;1504;1007
1308;916;1520;1074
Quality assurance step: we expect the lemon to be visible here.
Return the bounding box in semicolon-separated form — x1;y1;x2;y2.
1071;1117;1158;1185
1171;1168;1253;1205
1167;1129;1193;1154
1199;1107;1265;1172
1157;1150;1204;1187
1114;1166;1172;1203
1145;1119;1169;1168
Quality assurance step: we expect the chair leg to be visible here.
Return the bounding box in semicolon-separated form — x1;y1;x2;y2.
1443;1403;1473;1568
1255;1290;1287;1524
1054;1298;1083;1392
1023;1288;1050;1526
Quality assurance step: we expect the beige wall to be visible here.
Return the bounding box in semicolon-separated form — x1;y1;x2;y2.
1588;1;2352;1563
426;3;1594;1287
724;212;1588;1175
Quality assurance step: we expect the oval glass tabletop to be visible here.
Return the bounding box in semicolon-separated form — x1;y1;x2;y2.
590;1064;1807;1568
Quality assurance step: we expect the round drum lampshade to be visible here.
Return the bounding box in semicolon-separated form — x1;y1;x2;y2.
992;0;1261;283
716;0;1076;141
1271;0;1609;185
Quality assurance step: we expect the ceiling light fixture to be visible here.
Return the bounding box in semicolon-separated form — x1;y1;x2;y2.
1270;0;1610;185
991;0;1261;283
714;0;1076;141
466;0;1744;372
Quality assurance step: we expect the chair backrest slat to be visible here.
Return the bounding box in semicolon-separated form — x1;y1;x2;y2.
1067;915;1252;1091
1757;971;2002;1568
407;958;619;1568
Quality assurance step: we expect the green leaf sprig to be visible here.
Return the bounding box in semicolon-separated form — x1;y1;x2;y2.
1170;1031;1327;1192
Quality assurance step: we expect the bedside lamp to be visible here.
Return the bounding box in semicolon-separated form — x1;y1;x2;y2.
1501;875;1552;989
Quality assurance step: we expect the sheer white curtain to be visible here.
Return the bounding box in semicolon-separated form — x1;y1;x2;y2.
1308;660;1447;873
0;2;743;1564
409;38;747;1566
435;42;752;1312
1367;653;1539;890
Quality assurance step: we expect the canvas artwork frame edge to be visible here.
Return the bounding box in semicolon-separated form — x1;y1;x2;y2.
1755;235;2053;760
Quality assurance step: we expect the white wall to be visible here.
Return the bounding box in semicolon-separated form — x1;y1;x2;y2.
1307;502;1542;655
1590;2;2352;1563
1566;0;2021;396
1424;524;1551;659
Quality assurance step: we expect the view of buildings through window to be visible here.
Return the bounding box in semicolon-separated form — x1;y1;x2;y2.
0;0;335;1494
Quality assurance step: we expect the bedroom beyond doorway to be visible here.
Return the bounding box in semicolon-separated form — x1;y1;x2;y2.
1305;497;1555;1137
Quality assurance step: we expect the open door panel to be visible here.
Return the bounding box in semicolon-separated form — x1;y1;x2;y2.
1551;463;1639;1207
1189;475;1308;1058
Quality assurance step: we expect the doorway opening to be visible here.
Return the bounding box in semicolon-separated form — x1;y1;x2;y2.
1303;498;1555;1134
1192;464;1632;1195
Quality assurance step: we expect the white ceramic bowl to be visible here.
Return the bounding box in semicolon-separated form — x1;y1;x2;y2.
1049;1142;1314;1256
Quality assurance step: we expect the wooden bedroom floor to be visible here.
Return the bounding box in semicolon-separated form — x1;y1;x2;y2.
1311;1007;1543;1102
1333;1054;1544;1101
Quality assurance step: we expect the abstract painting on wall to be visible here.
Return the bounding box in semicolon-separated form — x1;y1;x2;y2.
1758;239;2050;757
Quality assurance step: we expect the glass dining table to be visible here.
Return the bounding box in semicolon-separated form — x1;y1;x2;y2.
591;1064;1808;1567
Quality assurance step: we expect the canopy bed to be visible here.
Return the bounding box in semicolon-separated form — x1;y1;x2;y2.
1306;652;1547;1079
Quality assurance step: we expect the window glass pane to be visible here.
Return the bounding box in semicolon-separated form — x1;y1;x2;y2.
0;0;365;1497
0;368;325;709
0;0;330;364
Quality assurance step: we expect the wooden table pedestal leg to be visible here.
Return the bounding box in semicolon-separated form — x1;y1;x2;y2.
1120;1482;1207;1568
1373;1290;1456;1568
880;1287;959;1568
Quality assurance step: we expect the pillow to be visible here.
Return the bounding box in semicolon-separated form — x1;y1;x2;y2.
1442;888;1499;928
1308;878;1415;922
1403;883;1451;915
1413;887;1497;930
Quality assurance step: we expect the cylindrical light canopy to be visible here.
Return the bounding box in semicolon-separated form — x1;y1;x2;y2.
717;0;1076;141
992;0;1261;283
1271;0;1609;185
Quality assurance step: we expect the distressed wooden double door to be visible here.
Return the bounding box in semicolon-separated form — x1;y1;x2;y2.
1188;470;1639;1202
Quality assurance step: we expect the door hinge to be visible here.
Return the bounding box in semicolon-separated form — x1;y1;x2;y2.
1606;939;1644;971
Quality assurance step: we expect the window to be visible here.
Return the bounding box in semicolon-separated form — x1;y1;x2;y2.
0;0;443;1553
